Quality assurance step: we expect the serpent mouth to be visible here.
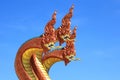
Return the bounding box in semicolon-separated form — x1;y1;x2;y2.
66;54;80;61
44;42;55;50
64;54;80;65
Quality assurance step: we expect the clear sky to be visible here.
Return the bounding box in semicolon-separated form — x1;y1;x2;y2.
0;0;120;80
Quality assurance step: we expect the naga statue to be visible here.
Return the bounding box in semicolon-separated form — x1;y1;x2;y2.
15;5;80;80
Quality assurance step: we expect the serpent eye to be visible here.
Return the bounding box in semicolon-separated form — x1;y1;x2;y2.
64;36;69;39
63;35;70;40
65;55;75;61
44;42;55;50
48;42;55;48
69;55;74;59
48;44;54;48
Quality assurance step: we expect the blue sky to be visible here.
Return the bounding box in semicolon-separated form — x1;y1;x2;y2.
0;0;120;80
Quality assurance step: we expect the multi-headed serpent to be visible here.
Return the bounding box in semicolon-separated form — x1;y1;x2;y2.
15;5;80;80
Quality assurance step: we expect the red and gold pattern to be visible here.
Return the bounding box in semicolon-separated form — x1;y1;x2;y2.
15;5;79;80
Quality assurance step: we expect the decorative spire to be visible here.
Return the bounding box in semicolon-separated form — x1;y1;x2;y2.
52;11;57;20
61;5;74;27
44;11;57;35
